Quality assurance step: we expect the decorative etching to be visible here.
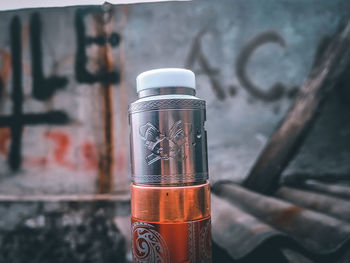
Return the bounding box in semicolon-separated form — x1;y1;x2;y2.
132;222;170;263
139;120;192;165
131;173;208;184
129;99;205;114
200;219;212;262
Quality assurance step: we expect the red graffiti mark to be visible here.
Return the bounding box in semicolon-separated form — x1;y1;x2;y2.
81;140;98;170
45;130;74;169
0;49;11;84
24;156;48;167
0;128;11;156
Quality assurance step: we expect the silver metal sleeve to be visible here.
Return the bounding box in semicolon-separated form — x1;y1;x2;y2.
128;98;208;185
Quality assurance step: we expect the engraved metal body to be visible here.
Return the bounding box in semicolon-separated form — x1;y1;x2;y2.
129;76;211;262
129;87;208;186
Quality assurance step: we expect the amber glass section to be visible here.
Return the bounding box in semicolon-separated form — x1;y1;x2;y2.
131;181;210;222
131;182;212;262
131;216;211;262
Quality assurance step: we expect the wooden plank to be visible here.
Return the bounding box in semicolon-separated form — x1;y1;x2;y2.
213;182;350;258
243;18;350;194
93;11;116;194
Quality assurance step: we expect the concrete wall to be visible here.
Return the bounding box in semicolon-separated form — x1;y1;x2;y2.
0;1;349;261
1;0;349;195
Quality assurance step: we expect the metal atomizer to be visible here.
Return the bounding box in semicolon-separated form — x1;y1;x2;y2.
129;68;211;263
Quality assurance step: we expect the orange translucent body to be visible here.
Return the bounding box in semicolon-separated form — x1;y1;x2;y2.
131;181;210;222
131;182;211;262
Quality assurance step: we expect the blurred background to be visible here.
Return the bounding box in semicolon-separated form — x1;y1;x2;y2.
0;0;349;262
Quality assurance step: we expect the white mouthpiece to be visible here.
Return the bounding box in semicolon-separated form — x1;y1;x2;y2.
136;68;196;93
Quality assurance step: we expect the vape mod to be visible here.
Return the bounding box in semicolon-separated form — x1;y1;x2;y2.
129;68;211;263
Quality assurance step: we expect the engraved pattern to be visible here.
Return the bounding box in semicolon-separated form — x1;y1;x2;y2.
132;222;170;263
200;219;212;263
139;120;192;165
188;221;195;263
132;173;208;184
129;99;206;114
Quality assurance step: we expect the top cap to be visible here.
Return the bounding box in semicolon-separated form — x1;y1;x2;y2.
136;68;195;93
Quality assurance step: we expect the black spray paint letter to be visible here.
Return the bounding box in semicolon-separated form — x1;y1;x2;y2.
0;16;69;171
30;12;68;101
75;8;120;84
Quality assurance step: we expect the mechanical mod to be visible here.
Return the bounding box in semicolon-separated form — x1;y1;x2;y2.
129;68;211;263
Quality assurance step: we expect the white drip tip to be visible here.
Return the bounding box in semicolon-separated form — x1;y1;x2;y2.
136;68;196;93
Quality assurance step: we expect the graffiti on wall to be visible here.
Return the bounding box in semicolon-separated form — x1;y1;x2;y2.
0;13;299;171
186;30;299;102
0;6;302;183
0;7;121;179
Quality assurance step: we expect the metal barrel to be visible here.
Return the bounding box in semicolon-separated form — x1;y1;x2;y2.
129;80;209;186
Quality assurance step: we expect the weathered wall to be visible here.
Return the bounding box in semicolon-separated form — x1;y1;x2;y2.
0;0;349;195
0;1;349;262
